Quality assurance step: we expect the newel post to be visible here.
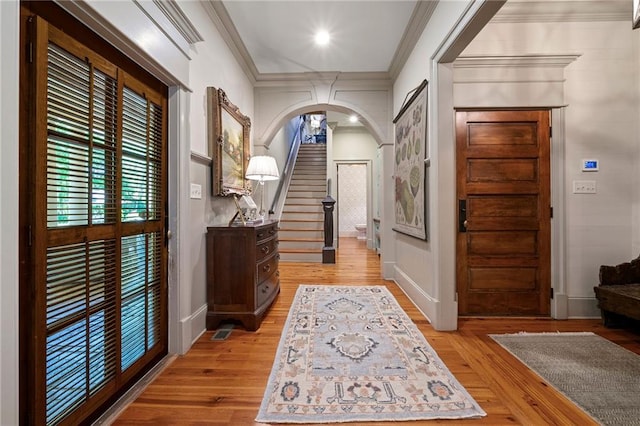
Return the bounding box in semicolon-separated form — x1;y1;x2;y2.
322;195;336;264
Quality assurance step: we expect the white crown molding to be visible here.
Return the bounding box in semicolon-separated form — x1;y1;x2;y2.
254;71;391;85
200;0;259;84
454;54;581;69
154;0;204;44
491;1;629;23
389;0;438;81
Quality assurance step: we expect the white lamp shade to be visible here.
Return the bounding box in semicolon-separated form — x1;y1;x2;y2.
246;155;280;181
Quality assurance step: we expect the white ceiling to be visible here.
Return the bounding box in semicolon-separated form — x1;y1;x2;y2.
222;0;419;75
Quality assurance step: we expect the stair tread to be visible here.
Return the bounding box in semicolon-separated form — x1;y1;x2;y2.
279;248;322;253
279;237;323;242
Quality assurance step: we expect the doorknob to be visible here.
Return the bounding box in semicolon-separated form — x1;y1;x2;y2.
458;200;467;233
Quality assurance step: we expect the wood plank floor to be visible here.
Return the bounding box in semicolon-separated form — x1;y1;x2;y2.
113;238;640;425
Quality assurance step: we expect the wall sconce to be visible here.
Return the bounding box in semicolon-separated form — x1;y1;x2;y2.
245;155;280;219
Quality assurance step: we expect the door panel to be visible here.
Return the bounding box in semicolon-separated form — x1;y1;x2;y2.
456;110;550;316
468;159;538;182
468;268;537;290
468;231;538;255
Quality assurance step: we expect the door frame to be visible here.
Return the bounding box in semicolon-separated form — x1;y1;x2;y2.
549;108;568;319
334;160;373;249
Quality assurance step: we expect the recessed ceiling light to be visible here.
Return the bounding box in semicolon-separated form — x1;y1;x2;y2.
349;115;358;123
315;30;330;46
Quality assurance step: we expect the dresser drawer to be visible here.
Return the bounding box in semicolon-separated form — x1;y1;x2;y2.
257;271;279;308
256;223;278;243
256;237;278;262
257;253;279;284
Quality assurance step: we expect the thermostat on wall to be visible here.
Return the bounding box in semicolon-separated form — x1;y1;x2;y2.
581;159;599;172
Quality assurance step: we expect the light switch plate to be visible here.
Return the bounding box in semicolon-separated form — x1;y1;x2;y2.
190;183;202;199
573;180;596;194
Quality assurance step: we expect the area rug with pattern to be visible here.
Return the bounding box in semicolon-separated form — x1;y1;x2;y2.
490;332;640;426
256;285;486;423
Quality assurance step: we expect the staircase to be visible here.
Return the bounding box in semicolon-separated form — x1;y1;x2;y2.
278;144;326;262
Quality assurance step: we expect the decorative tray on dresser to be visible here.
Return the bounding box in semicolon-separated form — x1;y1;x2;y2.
206;219;280;331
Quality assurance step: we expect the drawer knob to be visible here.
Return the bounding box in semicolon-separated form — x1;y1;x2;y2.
257;232;265;238
261;245;270;254
262;285;269;294
269;229;276;235
263;264;271;273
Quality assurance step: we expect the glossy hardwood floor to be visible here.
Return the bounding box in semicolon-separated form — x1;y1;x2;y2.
113;238;640;425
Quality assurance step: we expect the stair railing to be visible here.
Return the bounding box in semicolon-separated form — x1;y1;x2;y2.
270;116;304;219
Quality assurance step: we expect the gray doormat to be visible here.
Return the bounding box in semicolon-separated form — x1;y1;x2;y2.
490;332;640;425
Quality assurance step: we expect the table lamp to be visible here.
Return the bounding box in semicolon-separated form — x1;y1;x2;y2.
245;155;279;219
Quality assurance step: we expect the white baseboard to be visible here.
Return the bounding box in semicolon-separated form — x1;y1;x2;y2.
178;304;208;354
567;297;600;319
393;265;435;324
551;292;568;319
391;266;457;331
382;261;395;280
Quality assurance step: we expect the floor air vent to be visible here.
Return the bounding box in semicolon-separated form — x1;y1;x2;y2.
211;323;234;341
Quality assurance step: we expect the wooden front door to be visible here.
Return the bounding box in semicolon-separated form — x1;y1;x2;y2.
456;110;551;316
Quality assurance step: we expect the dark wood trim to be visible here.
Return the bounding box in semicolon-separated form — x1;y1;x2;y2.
18;7;35;424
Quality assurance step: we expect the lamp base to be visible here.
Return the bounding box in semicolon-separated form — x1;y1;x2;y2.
258;180;266;220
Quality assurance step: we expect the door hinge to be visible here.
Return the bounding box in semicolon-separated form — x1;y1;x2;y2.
550;287;554;299
550;206;553;218
27;16;34;64
28;225;33;247
549;126;552;138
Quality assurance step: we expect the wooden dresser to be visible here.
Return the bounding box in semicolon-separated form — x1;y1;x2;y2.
206;220;280;331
